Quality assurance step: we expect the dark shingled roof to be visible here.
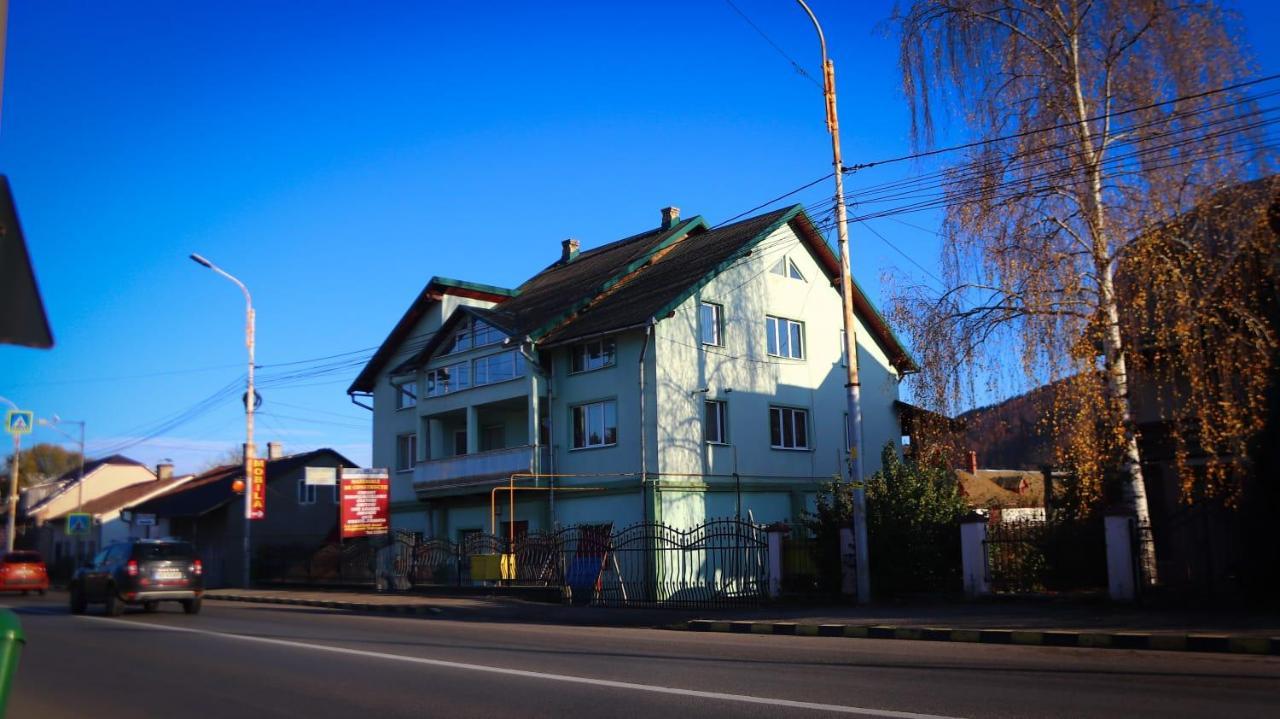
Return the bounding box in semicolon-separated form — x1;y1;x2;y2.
383;205;917;375
132;449;355;519
542;209;791;345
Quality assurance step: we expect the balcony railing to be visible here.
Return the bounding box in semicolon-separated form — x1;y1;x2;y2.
413;445;550;493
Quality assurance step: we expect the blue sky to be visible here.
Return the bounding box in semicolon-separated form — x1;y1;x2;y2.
2;1;1277;472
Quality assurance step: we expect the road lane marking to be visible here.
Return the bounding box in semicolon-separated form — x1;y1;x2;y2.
77;614;963;718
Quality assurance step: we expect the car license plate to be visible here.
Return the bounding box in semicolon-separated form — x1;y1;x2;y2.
155;569;183;581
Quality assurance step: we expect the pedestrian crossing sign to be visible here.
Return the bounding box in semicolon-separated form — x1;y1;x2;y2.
66;512;91;536
4;410;33;436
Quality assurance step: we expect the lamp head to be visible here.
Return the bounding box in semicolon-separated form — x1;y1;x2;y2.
189;253;214;269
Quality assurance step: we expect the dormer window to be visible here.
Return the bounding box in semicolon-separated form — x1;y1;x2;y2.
770;256;806;281
443;317;506;354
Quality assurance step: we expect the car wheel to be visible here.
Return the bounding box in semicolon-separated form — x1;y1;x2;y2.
182;598;202;615
69;587;87;615
104;589;124;617
37;589;46;596
20;590;27;597
143;601;159;613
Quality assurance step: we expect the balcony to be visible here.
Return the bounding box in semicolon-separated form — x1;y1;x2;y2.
413;445;551;495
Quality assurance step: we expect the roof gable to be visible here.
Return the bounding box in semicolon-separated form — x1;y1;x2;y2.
348;277;514;394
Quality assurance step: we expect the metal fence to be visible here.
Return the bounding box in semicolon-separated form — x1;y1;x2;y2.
984;518;1107;594
256;519;769;608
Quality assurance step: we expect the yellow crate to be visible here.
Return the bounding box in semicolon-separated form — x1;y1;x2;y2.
472;553;517;581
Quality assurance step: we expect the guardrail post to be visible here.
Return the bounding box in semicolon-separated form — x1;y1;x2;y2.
766;522;788;599
960;512;991;598
1105;510;1137;602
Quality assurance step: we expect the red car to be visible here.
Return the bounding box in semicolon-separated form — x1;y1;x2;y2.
0;551;49;595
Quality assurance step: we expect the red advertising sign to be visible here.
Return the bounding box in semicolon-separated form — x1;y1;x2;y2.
247;458;267;520
340;469;389;538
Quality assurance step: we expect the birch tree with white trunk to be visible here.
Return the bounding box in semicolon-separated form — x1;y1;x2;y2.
891;0;1274;585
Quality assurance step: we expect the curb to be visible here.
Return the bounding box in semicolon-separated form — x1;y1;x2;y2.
207;594;444;616
680;620;1280;656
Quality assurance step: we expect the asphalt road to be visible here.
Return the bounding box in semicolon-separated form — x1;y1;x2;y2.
3;592;1278;719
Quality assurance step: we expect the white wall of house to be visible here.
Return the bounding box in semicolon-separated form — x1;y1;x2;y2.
29;464;155;527
650;223;902;522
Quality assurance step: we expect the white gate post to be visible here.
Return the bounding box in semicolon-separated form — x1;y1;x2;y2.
1105;511;1137;602
766;523;787;599
960;513;990;598
839;526;857;598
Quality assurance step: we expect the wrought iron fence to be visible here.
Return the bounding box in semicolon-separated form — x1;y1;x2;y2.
256;519;770;608
984;518;1106;594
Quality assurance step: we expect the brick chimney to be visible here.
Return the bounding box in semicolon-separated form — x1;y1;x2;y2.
967;450;979;475
156;463;174;481
561;238;580;264
661;206;680;230
267;441;284;460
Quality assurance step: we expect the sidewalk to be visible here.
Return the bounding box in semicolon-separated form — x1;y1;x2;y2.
204;588;1280;656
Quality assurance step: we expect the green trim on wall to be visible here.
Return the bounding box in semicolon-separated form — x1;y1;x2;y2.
433;276;518;297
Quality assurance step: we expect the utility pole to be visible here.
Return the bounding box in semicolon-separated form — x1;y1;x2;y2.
1;396;21;553
38;417;86;557
795;0;870;603
191;254;255;588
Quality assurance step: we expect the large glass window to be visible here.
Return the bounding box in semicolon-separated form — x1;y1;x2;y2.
705;400;728;444
572;400;618;449
766;316;805;359
769;406;810;450
395;433;417;472
444;317;506;354
700;302;723;346
570;338;616;373
473;350;526;386
297;478;317;504
425;362;470;397
394;379;417;410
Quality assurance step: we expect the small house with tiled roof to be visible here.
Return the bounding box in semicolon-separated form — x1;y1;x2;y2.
350;205;916;538
131;445;355;587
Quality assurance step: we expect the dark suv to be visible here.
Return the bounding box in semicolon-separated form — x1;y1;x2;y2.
69;539;204;616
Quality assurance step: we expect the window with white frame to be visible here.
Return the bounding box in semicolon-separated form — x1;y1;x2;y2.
770;406;810;450
473;349;526;386
394;379;417;410
770;256;806;281
570;338;616;373
766;315;805;359
425;362;471;397
705;400;728;444
296;478;317;505
571;400;618;449
700;302;723;346
395;433;417;472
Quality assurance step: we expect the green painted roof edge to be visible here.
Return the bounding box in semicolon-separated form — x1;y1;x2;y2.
526;216;707;342
432;276;518;297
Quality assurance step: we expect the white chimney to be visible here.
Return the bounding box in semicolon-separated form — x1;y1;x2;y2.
268;442;284;460
661;206;680;229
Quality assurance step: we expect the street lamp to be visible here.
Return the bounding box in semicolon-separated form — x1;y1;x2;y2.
0;396;20;553
190;253;255;588
37;417;85;511
794;0;870;603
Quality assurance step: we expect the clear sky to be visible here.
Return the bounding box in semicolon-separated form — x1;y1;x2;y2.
2;1;1277;473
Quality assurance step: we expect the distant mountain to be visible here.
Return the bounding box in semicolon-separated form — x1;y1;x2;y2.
958;382;1061;469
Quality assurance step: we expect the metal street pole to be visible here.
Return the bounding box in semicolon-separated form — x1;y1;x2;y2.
795;0;870;603
38;417;86;557
0;396;21;554
191;253;255;588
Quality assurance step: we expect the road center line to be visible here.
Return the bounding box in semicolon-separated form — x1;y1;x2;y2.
76;614;962;718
